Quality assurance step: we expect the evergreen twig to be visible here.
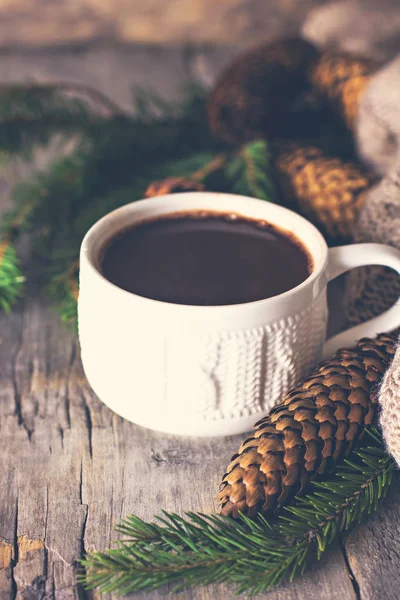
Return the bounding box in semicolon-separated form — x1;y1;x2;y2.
225;140;277;201
82;428;394;596
48;261;80;327
0;242;24;312
0;85;279;319
0;197;37;312
0;82;124;117
0;85;95;156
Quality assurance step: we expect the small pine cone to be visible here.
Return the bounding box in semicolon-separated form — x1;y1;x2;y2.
218;332;397;518
145;177;205;198
309;52;380;131
208;38;319;144
272;141;376;240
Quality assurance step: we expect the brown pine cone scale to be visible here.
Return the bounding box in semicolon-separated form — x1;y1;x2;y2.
272;141;376;240
218;333;397;518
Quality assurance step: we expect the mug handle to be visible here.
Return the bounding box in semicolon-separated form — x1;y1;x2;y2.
323;243;400;358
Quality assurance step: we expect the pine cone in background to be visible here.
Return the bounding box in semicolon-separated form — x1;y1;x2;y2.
145;177;205;197
218;333;397;518
208;38;319;145
272;141;376;240
309;52;380;131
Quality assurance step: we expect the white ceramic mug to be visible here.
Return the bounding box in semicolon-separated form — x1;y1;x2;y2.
78;192;400;436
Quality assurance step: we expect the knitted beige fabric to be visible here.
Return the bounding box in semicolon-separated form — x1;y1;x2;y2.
343;56;400;316
379;340;400;465
345;170;400;326
303;0;400;62
345;175;400;467
341;58;400;465
356;57;400;176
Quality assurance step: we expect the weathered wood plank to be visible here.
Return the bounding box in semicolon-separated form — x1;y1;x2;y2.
0;296;88;599
343;476;400;600
1;291;358;599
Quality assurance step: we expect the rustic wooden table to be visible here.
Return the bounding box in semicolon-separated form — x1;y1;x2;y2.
1;43;400;600
1;284;400;600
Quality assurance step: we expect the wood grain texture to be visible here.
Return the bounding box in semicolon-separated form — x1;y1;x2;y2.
0;227;394;600
0;285;392;600
343;476;400;600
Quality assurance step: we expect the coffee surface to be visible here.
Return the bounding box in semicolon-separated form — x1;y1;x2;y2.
100;212;312;305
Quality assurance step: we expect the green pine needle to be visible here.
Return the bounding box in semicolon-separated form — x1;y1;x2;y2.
0;84;98;158
81;427;395;596
0;243;25;312
225;140;277;201
47;265;79;328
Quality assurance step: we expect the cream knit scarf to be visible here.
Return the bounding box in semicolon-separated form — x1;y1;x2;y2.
300;0;400;464
341;55;400;464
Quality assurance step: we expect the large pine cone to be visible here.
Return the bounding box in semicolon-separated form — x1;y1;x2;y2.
218;333;397;518
309;52;380;131
272;141;376;240
208;38;319;145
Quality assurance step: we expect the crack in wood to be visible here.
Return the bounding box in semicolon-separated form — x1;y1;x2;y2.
340;535;361;600
9;306;39;441
10;497;18;600
57;424;64;450
49;565;55;600
81;394;93;460
64;342;76;431
10;310;33;440
2;247;396;599
44;486;49;587
77;461;90;600
27;355;35;398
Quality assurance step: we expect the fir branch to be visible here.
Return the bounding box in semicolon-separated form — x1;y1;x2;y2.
225;140;277;201
0;82;124;118
1;87;274;319
82;428;395;596
0;242;24;312
47;261;79;327
0;198;35;312
0;80;131;161
0;85;94;157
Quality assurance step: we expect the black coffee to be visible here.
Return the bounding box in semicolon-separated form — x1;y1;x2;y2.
100;212;312;306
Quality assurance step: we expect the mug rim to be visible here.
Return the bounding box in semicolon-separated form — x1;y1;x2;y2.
80;192;328;318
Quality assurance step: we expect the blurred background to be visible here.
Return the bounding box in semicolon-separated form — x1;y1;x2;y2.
1;0;400;110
